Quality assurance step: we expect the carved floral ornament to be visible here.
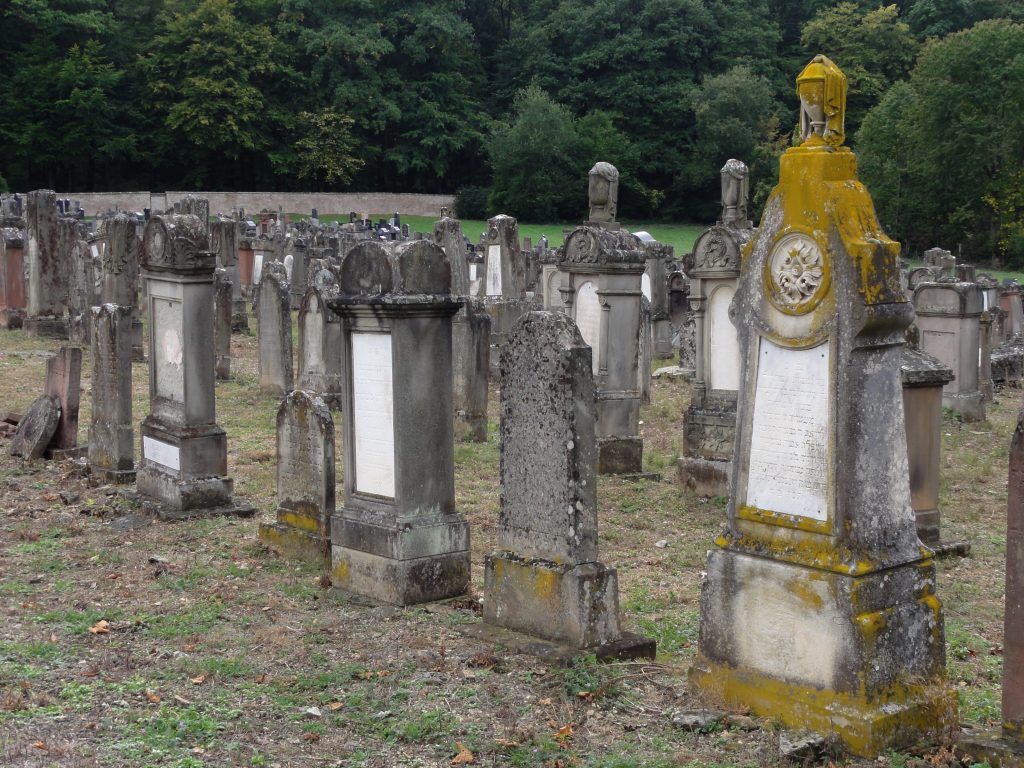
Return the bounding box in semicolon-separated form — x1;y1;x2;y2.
142;215;213;273
692;226;739;272
765;232;829;315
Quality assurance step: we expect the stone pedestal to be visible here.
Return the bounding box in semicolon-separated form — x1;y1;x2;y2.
137;214;253;520
913;280;985;422
901;347;954;545
690;57;954;757
1;226;26;329
88;305;135;483
558;227;645;474
328;240;469;605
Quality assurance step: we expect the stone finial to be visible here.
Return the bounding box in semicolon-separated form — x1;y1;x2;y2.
796;55;847;147
587;162;619;225
720;159;750;227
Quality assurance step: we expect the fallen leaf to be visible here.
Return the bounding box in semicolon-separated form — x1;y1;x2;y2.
494;738;520;748
451;742;474;764
190;674;206;685
254;673;267;684
32;741;47;750
302;731;320;742
81;669;99;678
538;697;553;706
327;702;344;711
554;723;574;741
88;620;110;635
146;689;161;703
577;691;593;700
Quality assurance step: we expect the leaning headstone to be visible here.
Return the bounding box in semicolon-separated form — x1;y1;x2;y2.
327;239;470;605
484;311;653;656
24;190;68;338
43;346;83;459
214;268;232;380
137;213;254;520
88;304;135;483
10;395;60;460
257;263;293;396
258;391;335;563
689;57;954;756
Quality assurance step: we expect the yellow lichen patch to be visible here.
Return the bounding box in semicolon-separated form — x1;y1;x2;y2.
277;507;322;534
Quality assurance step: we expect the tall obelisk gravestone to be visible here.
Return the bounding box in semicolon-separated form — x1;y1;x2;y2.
689;57;954;756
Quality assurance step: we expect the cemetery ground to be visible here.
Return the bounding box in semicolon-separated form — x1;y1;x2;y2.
0;326;1010;768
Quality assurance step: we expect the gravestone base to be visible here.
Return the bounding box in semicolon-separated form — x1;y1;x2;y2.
677;456;731;497
597;436;643;475
23;315;67;339
455;412;488;443
45;446;87;461
483;552;626;649
458;621;656;665
258;520;329;565
0;308;25;329
90;465;137;485
943;390;985;422
916;508;940;545
958;733;1024;768
330;511;471;606
654;319;674;359
151;500;256;522
232;302;249;334
690;548;956;757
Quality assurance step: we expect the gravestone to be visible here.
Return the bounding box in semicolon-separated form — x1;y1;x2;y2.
641;240;673;358
214;268;232;380
24;190;68;338
177;196;209;237
9;395;60;460
678;159;754;495
557;224;646;474
913;279;985;421
137;213;254;520
484;311;649;652
0;225;26;328
480;214;534;374
901;346;954;544
327;239;470;605
639;296;653;404
297;286;344;409
434;215;490;441
258;391;335;563
102;213;145;362
238;235;255;297
43;346;83;459
210;218;248;332
689;57;954;756
289;235;309;310
1008;416;1024;740
88;304;135;483
257;263;293;396
67;239;94;345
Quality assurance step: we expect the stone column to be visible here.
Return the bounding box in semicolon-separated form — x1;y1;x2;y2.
214;268;232;381
901;347;954;544
557;227;646;474
88;304;135;483
0;225;26;329
913;280;985;421
258;391;335;563
24;190;68;338
689;56;953;756
257;262;293;396
980;310;994;401
484;311;652;655
137;213;254;520
327;240;469;606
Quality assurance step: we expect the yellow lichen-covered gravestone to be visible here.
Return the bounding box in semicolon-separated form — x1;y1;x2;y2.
688;56;957;756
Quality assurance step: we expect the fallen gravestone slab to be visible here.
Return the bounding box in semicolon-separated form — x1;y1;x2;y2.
10;395;61;459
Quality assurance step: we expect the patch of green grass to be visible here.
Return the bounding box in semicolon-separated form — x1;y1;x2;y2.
138;597;225;639
59;681;95;710
634;608;699;657
112;704;222;763
33;606;122;633
396;707;453;743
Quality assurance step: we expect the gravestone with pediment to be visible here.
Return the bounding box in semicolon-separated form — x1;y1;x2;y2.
678;159;754;496
327;239;470;605
137;213;254;520
688;57;954;756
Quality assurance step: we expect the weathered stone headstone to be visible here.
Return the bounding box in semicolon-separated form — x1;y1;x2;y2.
689;57;954;756
1008;415;1024;740
210;218;248;332
214;268;232;381
24;190;68;338
484;311;643;650
297;286;344;409
137;213;254;520
258;391;335;563
327;239;470;605
177;195;210;236
558;225;646;474
43;346;83;459
10;395;61;460
257;263;293;396
88;304;135;483
0;225;26;329
102;213;145;362
67;239;94;345
678;159;753;495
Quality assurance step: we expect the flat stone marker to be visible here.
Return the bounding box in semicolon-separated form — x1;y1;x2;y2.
10;395;61;460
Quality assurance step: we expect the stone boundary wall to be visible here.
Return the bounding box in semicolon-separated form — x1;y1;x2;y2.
52;191;456;218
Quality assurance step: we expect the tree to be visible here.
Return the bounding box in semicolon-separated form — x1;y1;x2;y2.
273;109;365;189
801;3;918;135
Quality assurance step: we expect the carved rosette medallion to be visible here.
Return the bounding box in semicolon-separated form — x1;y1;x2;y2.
765;232;829;315
565;230;597;263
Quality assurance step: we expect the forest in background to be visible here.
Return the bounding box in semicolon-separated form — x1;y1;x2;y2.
0;1;1022;263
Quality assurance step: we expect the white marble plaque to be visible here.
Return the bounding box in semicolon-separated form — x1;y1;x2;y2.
469;264;477;282
708;285;740;391
485;244;502;296
641;272;652;301
153;299;184;402
253;252;264;285
574;281;602;374
351;332;395;498
746;338;830;521
143;436;180;471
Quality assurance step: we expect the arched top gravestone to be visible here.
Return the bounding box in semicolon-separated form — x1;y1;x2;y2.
337;240;451;300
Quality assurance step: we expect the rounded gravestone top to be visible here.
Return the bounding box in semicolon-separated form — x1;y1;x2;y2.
337;240;451;299
9;395;61;460
560;226;645;267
